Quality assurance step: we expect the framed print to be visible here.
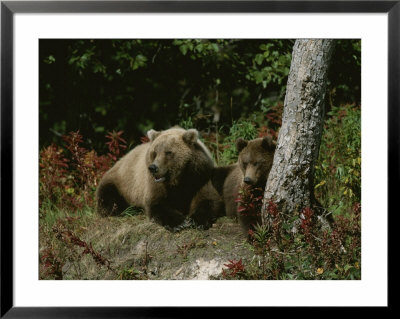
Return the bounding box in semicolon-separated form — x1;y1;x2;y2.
1;0;396;317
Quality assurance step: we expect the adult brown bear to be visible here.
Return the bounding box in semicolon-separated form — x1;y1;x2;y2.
96;127;223;229
213;137;276;235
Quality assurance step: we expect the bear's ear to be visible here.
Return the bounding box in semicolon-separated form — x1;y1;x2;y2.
182;129;199;145
236;138;248;153
261;136;276;151
147;129;161;142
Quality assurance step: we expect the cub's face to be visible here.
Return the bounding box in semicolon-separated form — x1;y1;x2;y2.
236;137;275;188
146;128;199;186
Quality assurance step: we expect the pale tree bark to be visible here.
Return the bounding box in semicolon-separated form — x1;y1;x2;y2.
262;39;335;223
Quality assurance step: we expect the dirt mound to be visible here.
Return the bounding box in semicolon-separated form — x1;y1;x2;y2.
55;214;253;280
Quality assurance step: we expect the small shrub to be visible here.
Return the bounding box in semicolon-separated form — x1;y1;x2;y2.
219;187;361;280
39;130;129;280
105;130;127;161
235;185;263;218
52;218;113;271
258;101;283;141
39;144;70;207
222;259;247;280
40;247;64;280
315;104;361;215
118;267;145;280
218;119;258;165
39;130;127;211
179;117;194;130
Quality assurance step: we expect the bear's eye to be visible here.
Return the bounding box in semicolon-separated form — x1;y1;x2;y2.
151;151;157;160
165;151;173;156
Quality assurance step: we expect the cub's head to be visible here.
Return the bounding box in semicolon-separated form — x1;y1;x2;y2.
236;136;276;188
146;128;213;186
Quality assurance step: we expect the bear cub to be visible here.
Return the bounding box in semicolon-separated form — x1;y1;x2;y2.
214;136;276;236
96;127;223;229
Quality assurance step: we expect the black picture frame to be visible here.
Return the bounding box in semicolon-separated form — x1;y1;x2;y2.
1;1;395;317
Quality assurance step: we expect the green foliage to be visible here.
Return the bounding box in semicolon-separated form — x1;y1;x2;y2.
315;105;361;215
179;117;194;130
248;42;292;94
40;39;288;151
172;39;224;57
218;119;258;165
40;39;359;154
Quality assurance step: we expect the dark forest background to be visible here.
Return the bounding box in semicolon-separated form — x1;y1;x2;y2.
39;39;360;153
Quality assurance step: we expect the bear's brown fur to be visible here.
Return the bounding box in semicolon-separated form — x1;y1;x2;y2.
96;127;223;229
188;181;225;229
214;136;276;235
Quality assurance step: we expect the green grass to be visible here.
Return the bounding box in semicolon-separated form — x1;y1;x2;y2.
40;199;94;227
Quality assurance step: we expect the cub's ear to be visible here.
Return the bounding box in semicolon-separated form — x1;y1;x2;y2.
147;129;161;142
261;136;276;151
236;138;248;153
183;129;199;145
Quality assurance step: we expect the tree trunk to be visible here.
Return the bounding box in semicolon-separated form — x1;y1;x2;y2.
262;39;335;223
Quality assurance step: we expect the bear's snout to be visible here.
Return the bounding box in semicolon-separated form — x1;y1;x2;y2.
148;164;159;174
243;176;254;185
